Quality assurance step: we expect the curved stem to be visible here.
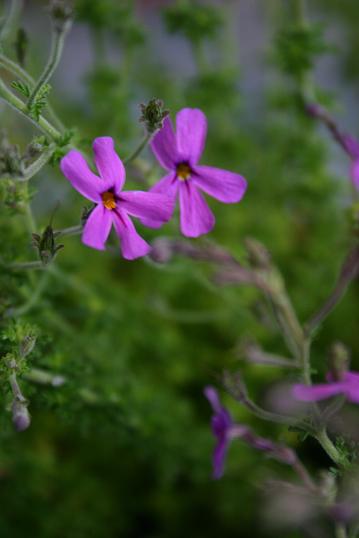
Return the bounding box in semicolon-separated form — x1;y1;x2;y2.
27;24;69;111
315;429;349;468
0;76;62;141
123;132;152;165
0;53;65;131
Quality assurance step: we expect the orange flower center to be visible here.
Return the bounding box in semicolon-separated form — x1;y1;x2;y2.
176;163;191;180
102;191;117;210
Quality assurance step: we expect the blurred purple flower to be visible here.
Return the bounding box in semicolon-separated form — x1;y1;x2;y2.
204;386;296;479
60;137;174;260
342;135;359;191
293;371;359;403
143;108;247;237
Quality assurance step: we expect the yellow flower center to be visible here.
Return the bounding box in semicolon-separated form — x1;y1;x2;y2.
102;191;117;210
176;163;191;181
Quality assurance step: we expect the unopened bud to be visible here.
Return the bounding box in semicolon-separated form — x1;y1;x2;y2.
48;0;73;33
12;400;31;432
140;99;169;134
19;334;36;359
329;342;350;381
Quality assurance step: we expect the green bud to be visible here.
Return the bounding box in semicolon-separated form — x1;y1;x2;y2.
328;342;350;381
139;99;169;135
48;0;73;33
19;334;36;359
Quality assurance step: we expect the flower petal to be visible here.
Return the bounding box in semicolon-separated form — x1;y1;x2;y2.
213;437;230;479
193;165;247;203
179;181;215;237
150;116;180;170
120;191;175;226
175;108;207;165
204;386;222;414
139;174;178;229
350;159;359;191
60;150;102;203
93;137;125;194
112;210;151;260
82;204;112;251
292;383;345;402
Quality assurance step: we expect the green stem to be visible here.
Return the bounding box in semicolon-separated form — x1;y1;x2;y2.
27;24;69;111
9;260;45;270
0;76;62;141
315;429;349;467
6;270;51;317
0;53;65;131
123;132;152;165
55;224;83;237
0;0;23;43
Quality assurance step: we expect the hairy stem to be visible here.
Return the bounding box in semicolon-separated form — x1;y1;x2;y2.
27;23;70;111
0;53;65;130
315;429;349;467
0;76;62;141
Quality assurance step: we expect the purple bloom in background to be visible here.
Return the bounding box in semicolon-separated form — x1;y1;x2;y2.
143;108;247;237
204;385;236;479
60;137;174;260
293;371;359;403
204;386;295;479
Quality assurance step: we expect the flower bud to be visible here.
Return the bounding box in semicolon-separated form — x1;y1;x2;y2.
328;341;350;381
48;0;73;33
12;400;31;432
19;334;36;359
139;99;169;134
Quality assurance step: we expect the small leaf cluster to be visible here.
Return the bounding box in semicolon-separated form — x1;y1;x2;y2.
75;0;144;48
32;221;64;266
275;24;329;79
11;80;52;120
50;128;75;164
163;3;222;44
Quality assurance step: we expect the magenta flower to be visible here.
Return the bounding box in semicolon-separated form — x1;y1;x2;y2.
293;371;359;404
204;386;295;479
204;385;236;479
60;137;175;260
142;108;247;237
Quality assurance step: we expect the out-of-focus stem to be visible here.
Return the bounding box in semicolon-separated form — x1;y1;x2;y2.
315;429;349;468
123;132;152;165
27;23;70;111
336;523;348;538
0;0;23;43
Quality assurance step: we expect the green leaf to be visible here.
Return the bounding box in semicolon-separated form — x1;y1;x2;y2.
11;80;31;98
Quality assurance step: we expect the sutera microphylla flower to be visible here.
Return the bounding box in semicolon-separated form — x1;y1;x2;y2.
293;371;359;404
204;386;296;479
60;137;175;260
142;108;247;237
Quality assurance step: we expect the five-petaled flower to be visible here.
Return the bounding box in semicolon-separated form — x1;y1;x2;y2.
60;137;175;260
293;371;359;404
142;108;247;237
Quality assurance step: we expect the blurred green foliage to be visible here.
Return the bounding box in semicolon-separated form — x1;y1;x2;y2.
0;0;358;537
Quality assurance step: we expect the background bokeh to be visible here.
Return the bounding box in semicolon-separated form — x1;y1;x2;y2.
0;0;359;536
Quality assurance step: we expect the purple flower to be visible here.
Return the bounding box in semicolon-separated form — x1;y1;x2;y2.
204;385;236;479
60;137;175;260
143;108;247;237
204;386;295;479
293;371;359;404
